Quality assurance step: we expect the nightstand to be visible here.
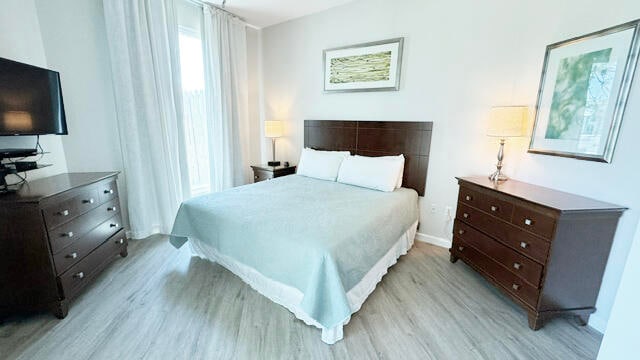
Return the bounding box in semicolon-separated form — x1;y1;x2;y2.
250;164;296;183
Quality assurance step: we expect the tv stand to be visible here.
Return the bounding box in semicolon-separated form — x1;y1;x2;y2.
0;148;38;159
0;162;51;193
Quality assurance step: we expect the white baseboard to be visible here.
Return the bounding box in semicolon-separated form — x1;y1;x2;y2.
588;313;606;334
415;232;452;248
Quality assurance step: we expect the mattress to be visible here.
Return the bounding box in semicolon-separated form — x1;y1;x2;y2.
170;175;419;343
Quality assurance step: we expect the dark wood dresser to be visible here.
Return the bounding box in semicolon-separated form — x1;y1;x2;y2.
450;176;625;329
0;172;127;319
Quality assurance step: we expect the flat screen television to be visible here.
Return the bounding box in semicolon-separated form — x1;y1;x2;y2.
0;57;67;136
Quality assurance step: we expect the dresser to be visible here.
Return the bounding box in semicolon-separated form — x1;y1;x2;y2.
450;176;625;330
250;164;296;183
0;172;127;319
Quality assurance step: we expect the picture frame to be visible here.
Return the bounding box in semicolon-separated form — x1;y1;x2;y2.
528;20;640;163
323;37;404;93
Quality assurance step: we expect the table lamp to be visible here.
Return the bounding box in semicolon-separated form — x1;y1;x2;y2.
265;120;283;166
486;106;528;182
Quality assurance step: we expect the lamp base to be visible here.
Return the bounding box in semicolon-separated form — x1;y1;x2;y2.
489;170;509;182
268;161;281;167
489;138;509;183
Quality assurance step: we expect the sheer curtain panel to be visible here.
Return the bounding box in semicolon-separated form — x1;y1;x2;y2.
103;0;190;239
202;5;253;190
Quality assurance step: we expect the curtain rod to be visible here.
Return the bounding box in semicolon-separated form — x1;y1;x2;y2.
183;0;260;29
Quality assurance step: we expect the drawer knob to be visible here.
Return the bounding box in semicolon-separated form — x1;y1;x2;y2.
73;271;85;279
116;238;124;245
463;213;469;219
66;252;78;259
490;205;498;212
512;283;520;291
254;175;259;180
83;198;95;204
524;218;533;226
62;231;74;238
110;223;119;228
457;246;464;251
465;195;472;201
107;207;117;212
59;209;70;216
520;242;529;249
104;189;114;194
458;229;465;235
513;262;522;270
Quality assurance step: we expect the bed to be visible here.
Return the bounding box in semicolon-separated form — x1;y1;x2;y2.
170;120;433;344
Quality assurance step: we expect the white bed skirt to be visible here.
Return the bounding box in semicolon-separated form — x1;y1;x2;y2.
189;220;418;344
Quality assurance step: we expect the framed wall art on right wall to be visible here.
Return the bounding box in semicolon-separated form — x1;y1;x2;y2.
529;19;640;163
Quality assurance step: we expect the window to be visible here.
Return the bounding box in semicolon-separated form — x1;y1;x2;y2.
178;28;210;196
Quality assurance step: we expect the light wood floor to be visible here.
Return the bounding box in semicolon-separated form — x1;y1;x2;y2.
0;236;602;360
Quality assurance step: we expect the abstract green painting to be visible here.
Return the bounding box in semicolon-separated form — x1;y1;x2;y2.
545;48;613;140
329;51;392;84
323;38;403;92
529;19;640;162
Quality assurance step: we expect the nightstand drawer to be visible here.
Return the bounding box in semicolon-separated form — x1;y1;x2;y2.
512;205;556;239
453;238;539;308
456;203;550;264
253;169;274;182
458;186;514;221
454;220;543;287
251;165;296;183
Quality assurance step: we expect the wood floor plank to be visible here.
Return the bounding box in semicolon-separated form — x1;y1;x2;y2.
0;236;602;360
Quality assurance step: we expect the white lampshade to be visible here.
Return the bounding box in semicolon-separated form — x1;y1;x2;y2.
487;106;529;138
265;120;283;138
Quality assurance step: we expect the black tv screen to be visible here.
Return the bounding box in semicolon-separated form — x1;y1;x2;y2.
0;57;67;136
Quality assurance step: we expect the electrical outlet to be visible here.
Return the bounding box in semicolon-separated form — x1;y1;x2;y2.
431;203;437;213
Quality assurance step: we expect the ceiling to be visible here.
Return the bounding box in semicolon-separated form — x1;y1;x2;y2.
205;0;357;28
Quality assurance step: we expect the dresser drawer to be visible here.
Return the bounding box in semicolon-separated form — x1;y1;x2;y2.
48;199;121;254
253;169;274;183
512;205;557;239
454;220;543;287
456;203;550;264
43;187;102;229
458;186;514;221
53;214;124;275
99;180;119;204
58;229;127;299
453;238;539;308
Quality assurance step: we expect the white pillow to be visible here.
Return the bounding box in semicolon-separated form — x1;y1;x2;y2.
297;148;351;181
368;154;404;188
336;154;405;192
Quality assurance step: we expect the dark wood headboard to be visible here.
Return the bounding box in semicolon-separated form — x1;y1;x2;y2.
304;120;433;196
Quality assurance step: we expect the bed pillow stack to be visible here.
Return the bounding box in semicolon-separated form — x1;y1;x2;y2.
337;155;404;192
297;148;404;192
297;148;351;181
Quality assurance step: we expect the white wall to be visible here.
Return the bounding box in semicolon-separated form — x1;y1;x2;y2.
597;225;640;359
260;0;640;332
0;0;68;179
33;0;128;225
247;28;265;168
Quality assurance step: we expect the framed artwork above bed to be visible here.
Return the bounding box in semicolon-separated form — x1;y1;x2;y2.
528;19;640;163
323;38;404;92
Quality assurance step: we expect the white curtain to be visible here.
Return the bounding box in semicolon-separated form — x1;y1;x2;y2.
103;0;190;239
202;5;252;190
